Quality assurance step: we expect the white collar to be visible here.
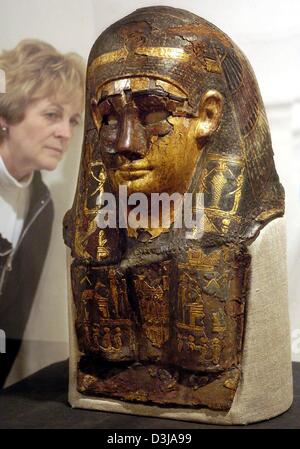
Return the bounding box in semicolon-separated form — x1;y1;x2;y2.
0;156;33;190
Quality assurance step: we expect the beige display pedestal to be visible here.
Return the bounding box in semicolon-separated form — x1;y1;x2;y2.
67;217;293;425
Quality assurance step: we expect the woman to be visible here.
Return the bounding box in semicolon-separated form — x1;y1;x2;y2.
0;39;85;387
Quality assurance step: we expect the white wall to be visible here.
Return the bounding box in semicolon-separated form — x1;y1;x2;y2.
1;0;299;386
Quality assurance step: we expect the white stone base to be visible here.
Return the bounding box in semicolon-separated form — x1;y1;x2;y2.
67;217;293;425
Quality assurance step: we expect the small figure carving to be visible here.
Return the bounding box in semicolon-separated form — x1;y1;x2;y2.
100;327;112;351
212;310;227;333
211;338;222;365
199;336;209;362
187;335;197;352
113;327;123;351
177;333;185;352
92;325;100;350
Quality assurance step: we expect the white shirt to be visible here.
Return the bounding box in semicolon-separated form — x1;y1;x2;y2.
0;156;33;249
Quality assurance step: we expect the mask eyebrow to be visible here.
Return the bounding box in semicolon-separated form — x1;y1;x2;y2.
132;89;186;103
97;98;113;115
132;92;187;116
97;94;132;116
97;90;190;117
133;93;167;109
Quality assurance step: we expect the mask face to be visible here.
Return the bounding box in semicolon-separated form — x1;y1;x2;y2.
92;79;199;199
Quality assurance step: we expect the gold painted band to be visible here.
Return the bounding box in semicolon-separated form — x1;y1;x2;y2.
88;47;221;75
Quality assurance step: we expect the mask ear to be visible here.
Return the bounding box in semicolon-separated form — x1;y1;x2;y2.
195;90;223;138
91;97;102;132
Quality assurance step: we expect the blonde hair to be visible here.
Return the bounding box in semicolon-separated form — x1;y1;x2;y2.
0;39;85;142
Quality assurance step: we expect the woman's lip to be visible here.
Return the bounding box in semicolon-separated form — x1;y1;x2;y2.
46;147;63;153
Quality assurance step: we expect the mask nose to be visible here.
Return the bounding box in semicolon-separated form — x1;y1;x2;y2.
116;105;147;160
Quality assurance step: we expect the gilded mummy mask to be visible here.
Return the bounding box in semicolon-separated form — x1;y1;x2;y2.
64;6;284;410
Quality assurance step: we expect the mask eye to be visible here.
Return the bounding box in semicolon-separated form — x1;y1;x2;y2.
102;114;119;126
144;110;169;125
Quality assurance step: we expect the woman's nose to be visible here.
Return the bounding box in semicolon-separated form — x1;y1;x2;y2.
55;120;72;140
116;105;147;160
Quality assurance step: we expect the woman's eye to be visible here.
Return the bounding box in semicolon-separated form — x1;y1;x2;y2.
103;114;118;126
45;112;59;120
144;110;169;125
70;118;80;127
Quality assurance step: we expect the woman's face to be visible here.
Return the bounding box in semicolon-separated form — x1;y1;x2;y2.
2;97;82;173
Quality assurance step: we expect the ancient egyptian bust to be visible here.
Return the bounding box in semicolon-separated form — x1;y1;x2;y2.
64;7;292;420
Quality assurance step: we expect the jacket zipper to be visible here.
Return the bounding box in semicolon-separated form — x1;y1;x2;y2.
0;196;51;295
0;251;13;295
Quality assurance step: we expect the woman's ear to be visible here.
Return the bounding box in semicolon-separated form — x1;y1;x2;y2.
0;116;9;137
0;116;8;128
90;98;102;132
195;90;223;139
